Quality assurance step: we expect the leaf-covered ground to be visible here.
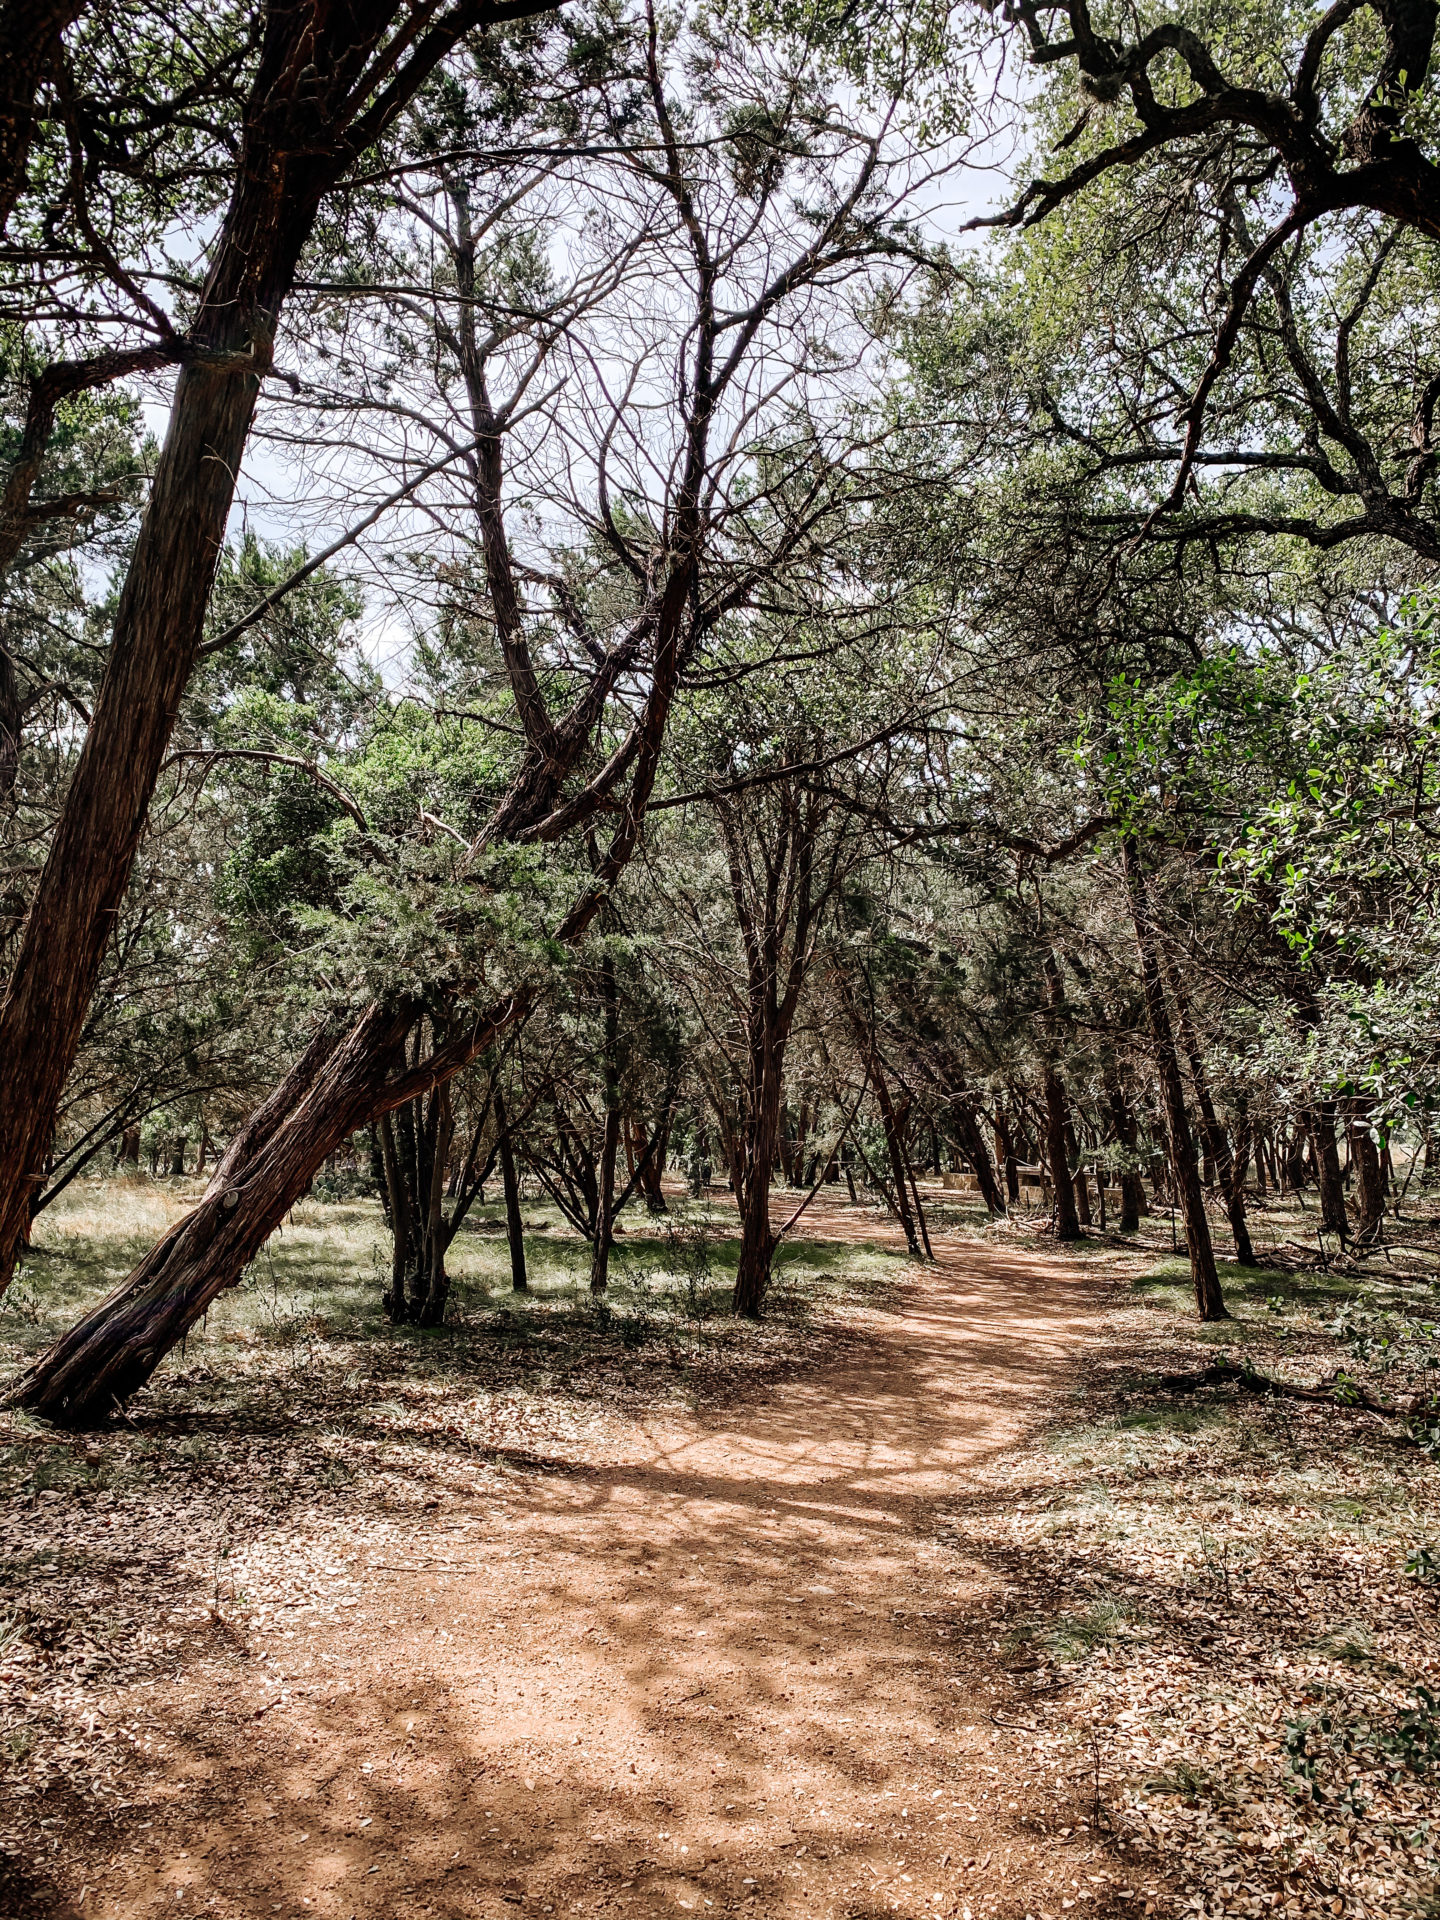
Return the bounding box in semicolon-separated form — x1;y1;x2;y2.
0;1177;1436;1920
941;1213;1440;1920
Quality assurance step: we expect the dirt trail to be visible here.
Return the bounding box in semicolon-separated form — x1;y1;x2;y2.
77;1208;1134;1920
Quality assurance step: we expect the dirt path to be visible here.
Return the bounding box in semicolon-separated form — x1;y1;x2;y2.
64;1212;1141;1920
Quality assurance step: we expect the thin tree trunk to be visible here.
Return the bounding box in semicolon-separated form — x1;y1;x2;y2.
731;1049;782;1317
493;1089;527;1293
1102;1060;1146;1232
413;1082;453;1325
950;1097;1005;1217
1170;970;1255;1265
590;957;621;1295
1041;1061;1081;1239
873;1060;922;1258
1041;953;1081;1241
905;1160;934;1260
995;1100;1021;1204
1347;1101;1386;1246
1123;838;1227;1320
1065;1118;1092;1227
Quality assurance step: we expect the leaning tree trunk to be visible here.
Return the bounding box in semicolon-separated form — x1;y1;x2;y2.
872;1058;923;1259
0;0;536;1296
950;1097;1005;1217
4;995;533;1424
0;341;266;1290
1123;838;1227;1321
2;1007;417;1424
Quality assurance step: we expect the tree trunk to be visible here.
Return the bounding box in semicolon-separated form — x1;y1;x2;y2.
0;0;86;237
377;1110;411;1315
731;1051;782;1317
1102;1060;1146;1232
995;1100;1021;1204
1170;970;1255;1265
376;1054;455;1328
590;957;621;1294
1040;950;1082;1241
1065;1119;1092;1227
0;0;531;1297
493;1090;527;1293
1123;838;1227;1320
950;1097;1005;1217
905;1158;934;1260
412;1083;453;1326
4;1004;419;1424
873;1060;923;1258
638;1107;670;1214
1042;1061;1081;1240
1305;1104;1349;1234
1347;1101;1386;1246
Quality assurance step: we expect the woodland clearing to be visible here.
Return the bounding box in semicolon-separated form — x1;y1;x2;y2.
1;1183;1436;1920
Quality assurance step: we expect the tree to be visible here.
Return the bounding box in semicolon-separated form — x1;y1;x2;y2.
0;0;564;1292
6;0;955;1418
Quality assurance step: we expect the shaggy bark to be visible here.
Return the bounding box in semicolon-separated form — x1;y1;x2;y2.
589;956;621;1296
1347;1100;1387;1246
1307;1103;1350;1234
0;0;555;1294
721;785;823;1316
3;1001;422;1423
995;1100;1021;1204
0;0;84;235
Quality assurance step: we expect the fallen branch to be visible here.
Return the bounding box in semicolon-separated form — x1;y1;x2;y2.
1157;1358;1435;1420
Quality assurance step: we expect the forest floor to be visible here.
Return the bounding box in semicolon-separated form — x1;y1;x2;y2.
0;1182;1438;1920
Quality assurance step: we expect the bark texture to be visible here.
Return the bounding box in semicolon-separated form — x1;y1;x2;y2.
0;0;83;235
0;0;551;1293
